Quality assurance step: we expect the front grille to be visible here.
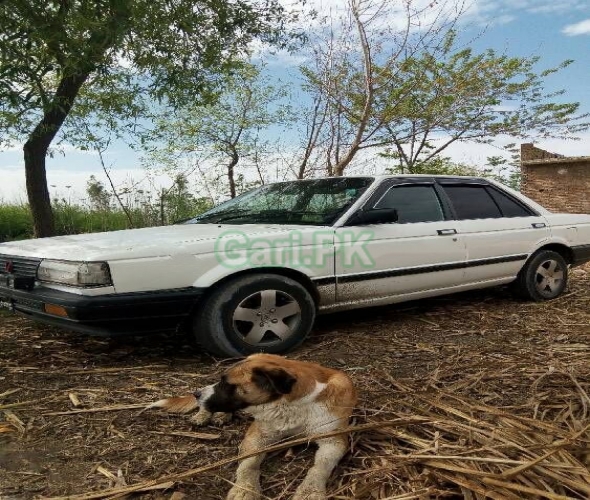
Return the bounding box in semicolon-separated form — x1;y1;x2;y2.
0;254;41;277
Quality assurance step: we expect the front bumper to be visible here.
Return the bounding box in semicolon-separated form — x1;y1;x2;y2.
0;284;206;336
572;244;590;267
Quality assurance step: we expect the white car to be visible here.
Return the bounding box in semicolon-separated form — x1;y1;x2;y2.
1;175;589;357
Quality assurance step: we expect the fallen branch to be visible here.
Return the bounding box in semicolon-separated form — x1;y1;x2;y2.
0;396;54;410
59;365;169;375
44;404;147;416
148;430;221;441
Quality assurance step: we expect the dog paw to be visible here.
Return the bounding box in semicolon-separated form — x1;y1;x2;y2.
226;483;262;500
292;486;326;500
211;412;232;426
189;410;212;426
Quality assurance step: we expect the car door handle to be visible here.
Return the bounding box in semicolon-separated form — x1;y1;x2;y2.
531;222;546;228
437;228;457;236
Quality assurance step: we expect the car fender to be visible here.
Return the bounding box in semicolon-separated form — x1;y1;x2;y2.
191;261;326;289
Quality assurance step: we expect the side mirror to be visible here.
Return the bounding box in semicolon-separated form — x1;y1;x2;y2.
345;208;399;226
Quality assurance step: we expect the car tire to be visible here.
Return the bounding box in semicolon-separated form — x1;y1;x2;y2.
514;250;568;301
193;274;316;357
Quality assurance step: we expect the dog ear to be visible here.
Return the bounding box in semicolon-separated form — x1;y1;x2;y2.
252;367;296;395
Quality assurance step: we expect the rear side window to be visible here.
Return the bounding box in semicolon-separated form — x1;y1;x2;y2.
487;187;533;217
374;185;444;223
442;185;501;220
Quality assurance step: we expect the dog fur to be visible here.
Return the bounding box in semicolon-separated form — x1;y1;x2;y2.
150;353;357;500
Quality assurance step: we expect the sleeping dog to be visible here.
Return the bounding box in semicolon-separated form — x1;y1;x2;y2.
150;353;357;500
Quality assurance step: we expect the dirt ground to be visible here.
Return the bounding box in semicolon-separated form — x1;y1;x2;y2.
1;266;590;499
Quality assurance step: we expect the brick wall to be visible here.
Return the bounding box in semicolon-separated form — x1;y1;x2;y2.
520;143;590;214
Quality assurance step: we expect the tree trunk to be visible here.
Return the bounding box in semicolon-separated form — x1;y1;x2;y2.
23;72;91;238
333;151;357;176
23;143;55;238
227;149;239;198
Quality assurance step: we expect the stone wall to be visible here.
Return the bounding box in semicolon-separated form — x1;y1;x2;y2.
520;143;590;214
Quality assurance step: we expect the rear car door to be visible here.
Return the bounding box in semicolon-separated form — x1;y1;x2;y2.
437;180;550;284
334;179;468;303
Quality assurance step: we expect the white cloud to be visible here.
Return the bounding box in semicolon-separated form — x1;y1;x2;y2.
446;0;589;27
526;0;588;14
562;19;590;36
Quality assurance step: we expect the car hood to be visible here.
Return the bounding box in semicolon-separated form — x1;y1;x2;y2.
0;223;325;261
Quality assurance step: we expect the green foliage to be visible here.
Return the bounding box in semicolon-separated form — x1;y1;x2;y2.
0;202;140;241
0;204;34;242
384;153;522;191
0;176;213;242
86;175;112;211
0;0;298;144
374;31;589;169
385;154;478;176
0;0;301;236
301;20;589;175
160;174;213;224
144;63;293;198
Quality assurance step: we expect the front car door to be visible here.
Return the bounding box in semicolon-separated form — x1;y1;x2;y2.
334;179;468;304
437;180;550;284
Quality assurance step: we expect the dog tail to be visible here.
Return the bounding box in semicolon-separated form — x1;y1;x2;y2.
146;395;199;414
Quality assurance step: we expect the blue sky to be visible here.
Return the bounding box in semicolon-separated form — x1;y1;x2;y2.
1;0;590;202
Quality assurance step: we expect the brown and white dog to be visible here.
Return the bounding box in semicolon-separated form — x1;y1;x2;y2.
149;353;357;500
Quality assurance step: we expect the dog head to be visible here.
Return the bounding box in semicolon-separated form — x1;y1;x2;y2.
196;354;297;414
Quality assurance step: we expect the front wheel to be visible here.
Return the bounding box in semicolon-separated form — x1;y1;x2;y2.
514;250;568;301
193;274;316;357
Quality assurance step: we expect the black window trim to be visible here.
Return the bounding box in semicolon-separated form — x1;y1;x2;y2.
342;177;540;226
435;179;539;220
484;185;538;217
437;182;501;220
343;178;454;225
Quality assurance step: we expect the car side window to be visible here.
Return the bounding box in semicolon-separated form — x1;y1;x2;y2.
374;185;444;223
487;187;534;217
442;185;502;220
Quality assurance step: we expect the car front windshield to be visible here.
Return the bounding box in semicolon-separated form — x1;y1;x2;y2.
186;177;374;226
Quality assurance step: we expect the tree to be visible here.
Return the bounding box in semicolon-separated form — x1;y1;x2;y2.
375;32;590;172
300;0;589;177
384;154;522;191
0;0;298;237
158;174;212;225
144;64;293;199
86;175;111;211
299;0;464;177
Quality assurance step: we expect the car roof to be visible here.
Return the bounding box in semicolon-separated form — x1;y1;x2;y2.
371;174;488;182
281;174;490;182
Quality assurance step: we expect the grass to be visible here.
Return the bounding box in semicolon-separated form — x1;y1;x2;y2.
0;200;211;242
0;203;139;241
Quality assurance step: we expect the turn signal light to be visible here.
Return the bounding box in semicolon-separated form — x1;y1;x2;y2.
44;304;69;317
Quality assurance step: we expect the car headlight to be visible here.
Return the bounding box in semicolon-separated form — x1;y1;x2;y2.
37;260;112;287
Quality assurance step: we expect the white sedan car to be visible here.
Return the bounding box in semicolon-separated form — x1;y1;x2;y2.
1;175;589;357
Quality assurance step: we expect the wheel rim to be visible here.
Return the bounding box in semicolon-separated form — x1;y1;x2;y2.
534;259;564;297
232;289;302;347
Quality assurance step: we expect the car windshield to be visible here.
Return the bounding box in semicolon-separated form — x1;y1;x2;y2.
186;177;374;226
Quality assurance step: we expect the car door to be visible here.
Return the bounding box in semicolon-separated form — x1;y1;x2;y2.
437;180;550;284
334;179;468;303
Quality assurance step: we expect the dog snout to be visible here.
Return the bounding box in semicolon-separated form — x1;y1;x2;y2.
195;389;202;399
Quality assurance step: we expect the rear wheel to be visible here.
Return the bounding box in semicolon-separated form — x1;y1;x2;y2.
193;274;316;357
515;250;568;301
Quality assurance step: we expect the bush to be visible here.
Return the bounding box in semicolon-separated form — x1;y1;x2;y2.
0;204;33;242
0;198;212;242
